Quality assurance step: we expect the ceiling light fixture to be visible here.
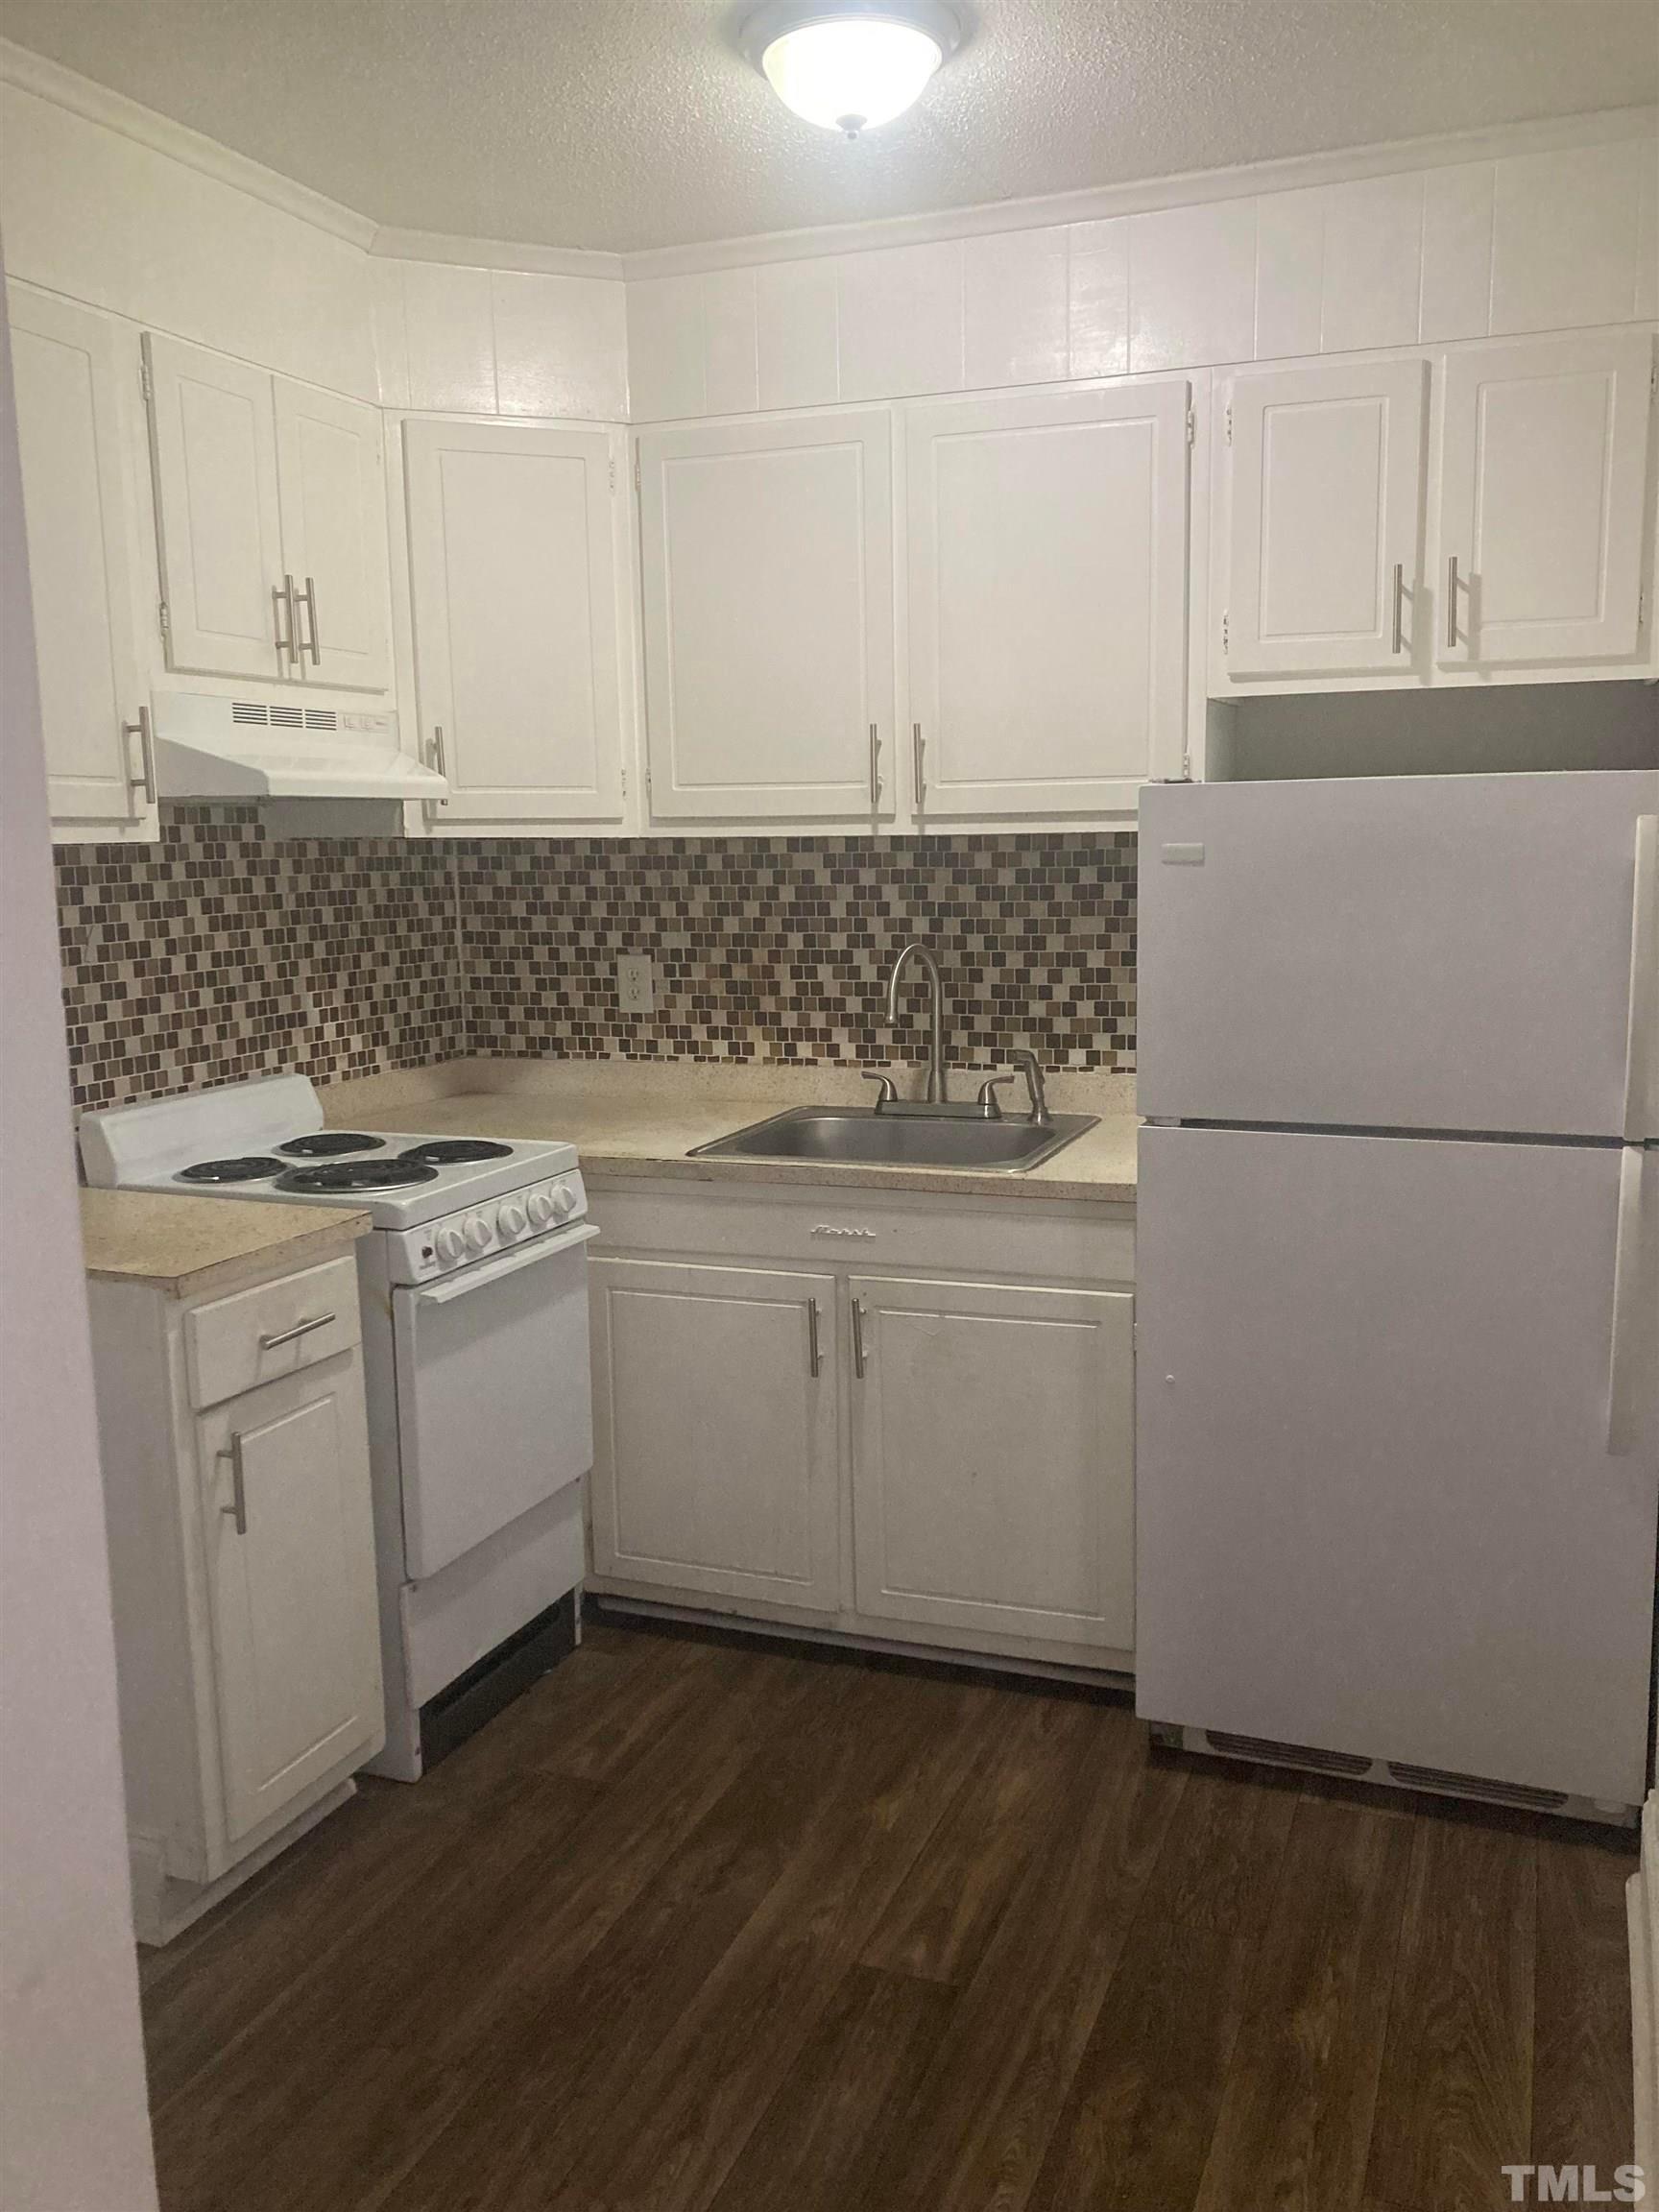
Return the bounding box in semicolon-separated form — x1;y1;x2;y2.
742;1;961;138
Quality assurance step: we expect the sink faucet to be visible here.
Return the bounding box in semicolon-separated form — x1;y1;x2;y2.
885;941;949;1102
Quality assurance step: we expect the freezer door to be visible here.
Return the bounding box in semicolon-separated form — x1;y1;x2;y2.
1138;772;1659;1137
1135;1125;1659;1807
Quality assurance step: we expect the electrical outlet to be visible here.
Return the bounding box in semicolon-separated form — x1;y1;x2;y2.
616;952;655;1015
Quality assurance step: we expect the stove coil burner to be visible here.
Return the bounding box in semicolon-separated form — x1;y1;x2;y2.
175;1156;288;1184
277;1132;387;1158
396;1140;515;1166
276;1159;441;1193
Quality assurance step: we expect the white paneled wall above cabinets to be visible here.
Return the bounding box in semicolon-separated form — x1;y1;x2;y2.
622;122;1658;421
1214;327;1657;692
370;254;628;420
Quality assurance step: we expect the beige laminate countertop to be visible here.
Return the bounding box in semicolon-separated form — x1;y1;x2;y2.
324;1061;1140;1205
80;1188;372;1300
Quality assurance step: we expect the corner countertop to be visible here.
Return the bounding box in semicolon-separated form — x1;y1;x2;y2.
322;1059;1140;1205
80;1189;372;1300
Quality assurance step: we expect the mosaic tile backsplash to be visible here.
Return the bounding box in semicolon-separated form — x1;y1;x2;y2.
459;834;1137;1072
56;807;462;1112
55;819;1137;1112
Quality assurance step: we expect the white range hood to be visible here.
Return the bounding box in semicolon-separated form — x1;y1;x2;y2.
151;693;447;807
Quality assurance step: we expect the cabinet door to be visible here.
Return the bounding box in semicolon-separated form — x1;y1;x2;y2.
198;1358;381;1843
1224;357;1428;677
1438;331;1653;668
144;333;285;681
8;286;151;831
849;1275;1134;1653
905;381;1190;816
405;419;625;825
637;411;896;823
273;377;391;692
589;1259;840;1611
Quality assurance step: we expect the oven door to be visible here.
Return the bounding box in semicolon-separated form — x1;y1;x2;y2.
392;1222;598;1580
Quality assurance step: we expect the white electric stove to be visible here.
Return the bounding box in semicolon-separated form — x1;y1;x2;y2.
80;1074;597;1780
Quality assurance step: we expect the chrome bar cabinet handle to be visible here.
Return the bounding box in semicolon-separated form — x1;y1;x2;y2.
298;574;321;665
423;725;447;826
1391;562;1405;656
259;1310;336;1351
911;722;925;816
1445;555;1459;651
122;705;156;812
217;1434;248;1536
272;578;297;666
806;1298;823;1380
868;722;881;810
851;1295;867;1380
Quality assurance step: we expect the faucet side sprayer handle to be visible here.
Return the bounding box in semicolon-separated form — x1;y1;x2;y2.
1011;1049;1051;1127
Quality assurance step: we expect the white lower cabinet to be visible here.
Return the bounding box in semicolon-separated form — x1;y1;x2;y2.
585;1184;1136;1673
848;1275;1135;1652
195;1364;383;1844
86;1238;384;1943
589;1259;840;1611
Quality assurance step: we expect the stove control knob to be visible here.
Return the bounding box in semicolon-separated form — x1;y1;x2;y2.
526;1190;555;1229
435;1224;466;1266
550;1182;578;1222
497;1200;527;1239
464;1214;493;1254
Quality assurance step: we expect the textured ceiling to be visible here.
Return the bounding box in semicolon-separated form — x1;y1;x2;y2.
1;0;1655;252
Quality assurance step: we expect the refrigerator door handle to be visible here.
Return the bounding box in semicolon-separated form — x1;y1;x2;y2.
1606;1143;1647;1457
1621;814;1657;1143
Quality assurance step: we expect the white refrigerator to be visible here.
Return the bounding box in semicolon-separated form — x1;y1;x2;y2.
1135;771;1659;1821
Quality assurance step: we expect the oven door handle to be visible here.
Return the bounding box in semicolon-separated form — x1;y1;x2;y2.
413;1222;599;1306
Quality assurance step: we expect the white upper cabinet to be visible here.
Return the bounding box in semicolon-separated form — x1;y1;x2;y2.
1437;330;1654;669
272;380;391;692
637;410;897;823
404;418;626;826
1223;356;1429;678
904;380;1191;816
146;333;285;681
145;332;390;690
8;285;153;836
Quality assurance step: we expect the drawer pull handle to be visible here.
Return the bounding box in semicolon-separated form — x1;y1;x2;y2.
259;1311;336;1351
217;1434;248;1536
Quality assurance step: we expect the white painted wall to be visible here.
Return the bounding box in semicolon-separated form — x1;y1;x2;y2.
0;275;158;2212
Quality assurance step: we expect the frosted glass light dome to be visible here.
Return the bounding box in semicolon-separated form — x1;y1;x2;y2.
744;4;960;137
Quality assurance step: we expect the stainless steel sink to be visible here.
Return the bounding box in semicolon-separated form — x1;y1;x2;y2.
688;1106;1097;1173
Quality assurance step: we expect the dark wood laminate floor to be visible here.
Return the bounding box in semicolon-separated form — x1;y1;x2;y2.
139;1612;1639;2212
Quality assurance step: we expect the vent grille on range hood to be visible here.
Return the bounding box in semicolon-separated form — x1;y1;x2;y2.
151;693;447;803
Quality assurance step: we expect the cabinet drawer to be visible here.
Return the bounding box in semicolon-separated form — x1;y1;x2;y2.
186;1256;362;1410
589;1179;1134;1287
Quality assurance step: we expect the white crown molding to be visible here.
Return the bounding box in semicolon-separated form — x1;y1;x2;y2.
621;103;1659;279
0;37;376;251
370;227;625;281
